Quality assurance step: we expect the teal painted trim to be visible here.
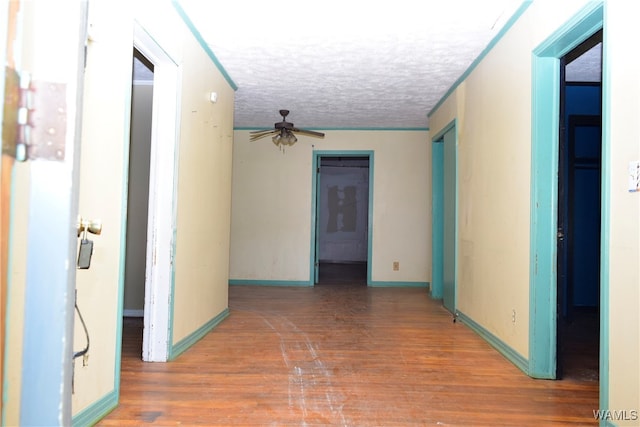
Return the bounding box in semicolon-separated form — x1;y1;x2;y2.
366;153;374;286
456;311;529;375
529;2;603;381
529;54;560;379
431;119;457;142
430;119;458;303
599;3;610;423
368;281;429;288
430;120;457;300
229;280;312;287
167;149;180;362
532;1;604;57
450;123;460;313
235;127;429;132
428;1;533;118
112;72;134;400
431;142;443;299
169;308;230;360
71;390;118;427
310;153;320;284
310;150;375;286
171;0;238;91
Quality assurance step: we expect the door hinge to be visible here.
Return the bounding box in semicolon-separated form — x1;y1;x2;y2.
2;66;67;162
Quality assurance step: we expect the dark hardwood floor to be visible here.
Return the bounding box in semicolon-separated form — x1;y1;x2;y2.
99;275;598;426
318;262;367;285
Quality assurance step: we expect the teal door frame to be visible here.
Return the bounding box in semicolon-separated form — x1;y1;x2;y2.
529;2;607;409
310;150;374;285
431;141;444;299
431;120;457;313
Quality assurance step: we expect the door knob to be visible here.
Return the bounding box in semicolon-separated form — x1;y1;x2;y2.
77;217;102;237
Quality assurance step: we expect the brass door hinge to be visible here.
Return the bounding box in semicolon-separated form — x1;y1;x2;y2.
2;66;67;162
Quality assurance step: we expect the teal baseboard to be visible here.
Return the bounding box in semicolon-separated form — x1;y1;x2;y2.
230;279;429;288
456;310;529;375
368;281;429;288
72;389;118;427
170;308;230;360
229;279;313;287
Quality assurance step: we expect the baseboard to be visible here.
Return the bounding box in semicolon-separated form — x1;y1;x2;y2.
123;309;143;317
368;281;429;288
170;308;230;360
229;279;313;287
455;310;529;375
230;279;429;288
72;389;118;427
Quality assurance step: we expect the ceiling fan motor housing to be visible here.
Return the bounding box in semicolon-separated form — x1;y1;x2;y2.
275;109;293;130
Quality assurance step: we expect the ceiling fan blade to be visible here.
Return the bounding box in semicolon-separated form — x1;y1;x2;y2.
249;129;274;136
249;130;278;141
292;128;325;138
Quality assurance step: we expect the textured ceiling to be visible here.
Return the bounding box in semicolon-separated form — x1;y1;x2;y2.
176;0;525;130
169;1;597;130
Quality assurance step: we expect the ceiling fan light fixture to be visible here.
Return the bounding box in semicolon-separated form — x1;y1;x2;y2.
251;110;324;150
272;130;297;147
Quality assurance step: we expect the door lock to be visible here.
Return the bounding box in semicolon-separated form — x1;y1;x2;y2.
77;217;102;269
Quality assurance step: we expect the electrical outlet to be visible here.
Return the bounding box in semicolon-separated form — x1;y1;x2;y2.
393;261;399;271
83;353;89;367
511;309;516;324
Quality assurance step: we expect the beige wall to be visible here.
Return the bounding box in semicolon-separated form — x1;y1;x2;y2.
606;2;640;422
171;36;234;344
71;0;132;413
430;0;639;420
4;0;234;421
429;0;595;362
230;130;430;284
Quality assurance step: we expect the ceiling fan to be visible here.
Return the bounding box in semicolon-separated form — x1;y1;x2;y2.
249;110;324;149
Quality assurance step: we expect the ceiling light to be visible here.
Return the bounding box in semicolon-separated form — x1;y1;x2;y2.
272;129;297;149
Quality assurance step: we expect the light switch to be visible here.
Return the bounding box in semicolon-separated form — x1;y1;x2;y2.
629;161;640;193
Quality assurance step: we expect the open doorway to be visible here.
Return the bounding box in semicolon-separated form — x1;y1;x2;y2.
120;24;180;363
557;31;602;381
431;121;457;316
314;154;371;286
122;48;154;357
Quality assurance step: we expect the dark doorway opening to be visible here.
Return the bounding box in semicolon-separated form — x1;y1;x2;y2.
557;30;602;382
316;156;370;286
122;48;154;357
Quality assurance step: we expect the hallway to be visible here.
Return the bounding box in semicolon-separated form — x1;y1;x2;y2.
100;285;598;426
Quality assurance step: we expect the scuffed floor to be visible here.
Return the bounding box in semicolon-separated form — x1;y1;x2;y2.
101;284;598;426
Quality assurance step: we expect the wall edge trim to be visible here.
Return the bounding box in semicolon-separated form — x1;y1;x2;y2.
171;0;238;91
428;0;533;118
71;389;118;427
229;280;313;287
456;311;529;375
169;308;230;360
368;281;429;288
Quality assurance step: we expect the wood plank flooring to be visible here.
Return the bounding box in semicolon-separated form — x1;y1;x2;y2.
98;282;598;426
